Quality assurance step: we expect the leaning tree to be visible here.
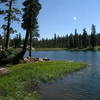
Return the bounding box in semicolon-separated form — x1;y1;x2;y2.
18;0;41;59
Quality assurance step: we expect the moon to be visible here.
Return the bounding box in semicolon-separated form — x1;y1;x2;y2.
73;17;77;21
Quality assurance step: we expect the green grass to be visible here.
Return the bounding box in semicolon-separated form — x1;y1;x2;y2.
65;47;94;51
0;61;87;100
94;46;100;50
34;48;66;51
34;46;100;51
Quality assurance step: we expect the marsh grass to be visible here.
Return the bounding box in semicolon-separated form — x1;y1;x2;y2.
0;61;87;100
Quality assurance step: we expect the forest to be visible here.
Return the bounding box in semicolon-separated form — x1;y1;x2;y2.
33;24;99;48
0;24;99;49
0;24;100;49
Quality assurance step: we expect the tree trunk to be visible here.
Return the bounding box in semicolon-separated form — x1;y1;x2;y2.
29;32;32;57
5;0;12;50
18;29;29;59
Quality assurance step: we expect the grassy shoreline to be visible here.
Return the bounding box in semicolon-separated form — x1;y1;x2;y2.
34;46;100;51
0;61;87;100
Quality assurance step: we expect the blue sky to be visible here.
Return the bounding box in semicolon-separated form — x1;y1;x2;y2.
1;0;100;39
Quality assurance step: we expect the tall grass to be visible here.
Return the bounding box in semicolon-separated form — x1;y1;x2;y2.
0;61;87;100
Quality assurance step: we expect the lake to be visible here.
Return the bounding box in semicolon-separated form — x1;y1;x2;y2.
25;50;100;100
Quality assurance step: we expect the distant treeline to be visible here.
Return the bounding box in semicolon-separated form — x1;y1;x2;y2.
0;24;100;49
34;24;99;48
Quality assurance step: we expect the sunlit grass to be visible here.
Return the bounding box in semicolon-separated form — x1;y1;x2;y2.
34;46;100;51
34;48;66;51
0;61;87;100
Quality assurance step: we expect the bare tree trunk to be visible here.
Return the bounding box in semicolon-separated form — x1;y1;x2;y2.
5;0;12;50
29;32;32;57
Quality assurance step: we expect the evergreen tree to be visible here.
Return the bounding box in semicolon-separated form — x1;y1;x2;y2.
65;34;69;48
54;33;57;48
0;0;21;50
13;33;22;48
19;0;41;58
13;34;19;48
78;34;82;48
18;33;22;48
74;29;79;48
96;33;100;46
82;28;88;48
69;34;74;48
90;24;96;48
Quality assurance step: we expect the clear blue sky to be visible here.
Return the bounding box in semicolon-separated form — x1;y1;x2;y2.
1;0;100;39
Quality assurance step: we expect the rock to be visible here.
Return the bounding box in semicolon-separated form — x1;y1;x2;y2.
0;68;9;75
24;57;28;62
43;57;50;61
38;58;44;62
24;57;50;63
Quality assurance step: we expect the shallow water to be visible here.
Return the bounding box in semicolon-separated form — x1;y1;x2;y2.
25;51;100;100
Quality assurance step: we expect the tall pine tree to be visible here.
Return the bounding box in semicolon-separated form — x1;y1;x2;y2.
74;29;79;48
82;28;88;48
90;24;96;48
19;0;41;58
0;0;21;50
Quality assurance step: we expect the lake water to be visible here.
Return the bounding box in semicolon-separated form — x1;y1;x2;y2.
25;51;100;100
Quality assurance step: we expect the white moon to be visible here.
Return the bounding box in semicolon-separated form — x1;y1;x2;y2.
73;17;77;20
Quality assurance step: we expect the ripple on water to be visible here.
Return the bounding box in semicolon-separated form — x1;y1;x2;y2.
25;51;100;100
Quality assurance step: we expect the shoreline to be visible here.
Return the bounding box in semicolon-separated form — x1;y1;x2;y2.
0;61;87;100
34;47;100;51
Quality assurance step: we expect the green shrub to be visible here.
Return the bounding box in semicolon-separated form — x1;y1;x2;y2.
0;50;20;66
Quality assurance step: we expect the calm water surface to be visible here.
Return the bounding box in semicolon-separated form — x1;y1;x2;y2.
25;51;100;100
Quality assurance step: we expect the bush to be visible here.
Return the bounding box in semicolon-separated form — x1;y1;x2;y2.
0;50;20;66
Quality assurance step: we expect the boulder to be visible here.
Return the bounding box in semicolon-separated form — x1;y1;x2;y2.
38;58;44;62
24;57;50;63
43;57;50;61
0;68;9;75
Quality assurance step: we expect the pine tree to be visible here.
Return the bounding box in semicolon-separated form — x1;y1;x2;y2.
0;0;21;50
19;0;41;58
82;28;88;48
18;33;22;48
90;24;96;48
69;34;74;48
74;29;79;48
65;34;69;48
13;34;19;48
54;33;57;48
78;34;82;48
